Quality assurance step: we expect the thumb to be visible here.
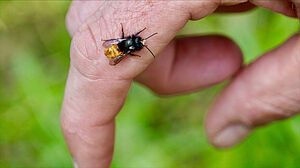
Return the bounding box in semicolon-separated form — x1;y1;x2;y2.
205;33;300;148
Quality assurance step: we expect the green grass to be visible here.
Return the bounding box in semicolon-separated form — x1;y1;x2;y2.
0;1;299;168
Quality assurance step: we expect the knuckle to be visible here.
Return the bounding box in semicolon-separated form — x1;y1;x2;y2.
73;23;100;61
70;24;106;80
242;95;300;127
179;1;218;20
60;108;78;136
60;115;102;147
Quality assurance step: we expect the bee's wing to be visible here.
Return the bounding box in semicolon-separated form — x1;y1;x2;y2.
102;39;125;47
109;53;127;65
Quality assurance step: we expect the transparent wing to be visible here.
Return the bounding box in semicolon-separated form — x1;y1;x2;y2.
109;53;127;65
102;39;125;47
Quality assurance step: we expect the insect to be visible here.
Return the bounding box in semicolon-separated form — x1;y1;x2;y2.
102;24;158;65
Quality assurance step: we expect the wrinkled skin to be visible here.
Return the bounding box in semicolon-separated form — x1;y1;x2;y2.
61;1;300;167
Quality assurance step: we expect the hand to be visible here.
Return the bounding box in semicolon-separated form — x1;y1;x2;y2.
61;1;299;167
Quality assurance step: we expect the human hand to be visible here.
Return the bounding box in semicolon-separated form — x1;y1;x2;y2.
61;1;299;167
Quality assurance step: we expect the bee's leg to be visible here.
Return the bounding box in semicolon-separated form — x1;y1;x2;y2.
135;27;146;36
130;53;141;57
121;23;125;38
144;45;155;58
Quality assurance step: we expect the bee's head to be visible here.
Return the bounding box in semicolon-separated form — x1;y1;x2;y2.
134;36;144;50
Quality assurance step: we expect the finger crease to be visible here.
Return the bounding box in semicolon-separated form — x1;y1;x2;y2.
71;63;130;82
87;23;99;53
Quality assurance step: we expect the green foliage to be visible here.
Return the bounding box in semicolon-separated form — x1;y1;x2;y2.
0;1;299;168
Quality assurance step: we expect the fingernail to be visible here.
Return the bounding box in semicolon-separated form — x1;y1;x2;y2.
73;160;79;168
213;124;251;148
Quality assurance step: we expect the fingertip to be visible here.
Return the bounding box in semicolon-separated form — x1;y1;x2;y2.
205;33;300;148
215;2;256;13
136;35;244;95
209;35;244;81
251;0;297;18
206;122;251;148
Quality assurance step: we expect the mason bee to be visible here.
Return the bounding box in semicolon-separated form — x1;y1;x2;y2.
102;24;158;65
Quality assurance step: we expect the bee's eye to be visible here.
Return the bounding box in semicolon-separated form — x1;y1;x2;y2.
135;37;141;44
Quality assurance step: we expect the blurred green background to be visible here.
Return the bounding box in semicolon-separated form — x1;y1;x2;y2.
0;1;300;168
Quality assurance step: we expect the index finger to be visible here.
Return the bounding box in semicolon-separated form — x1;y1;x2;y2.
61;1;245;167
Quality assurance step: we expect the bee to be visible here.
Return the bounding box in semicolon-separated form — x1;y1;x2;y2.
102;24;158;65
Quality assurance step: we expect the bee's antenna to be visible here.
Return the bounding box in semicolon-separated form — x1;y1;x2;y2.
144;45;155;58
144;32;158;40
135;27;147;36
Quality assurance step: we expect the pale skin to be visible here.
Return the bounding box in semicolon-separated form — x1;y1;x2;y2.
62;0;300;167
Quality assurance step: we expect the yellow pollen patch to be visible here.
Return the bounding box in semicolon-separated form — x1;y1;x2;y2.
104;45;123;58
